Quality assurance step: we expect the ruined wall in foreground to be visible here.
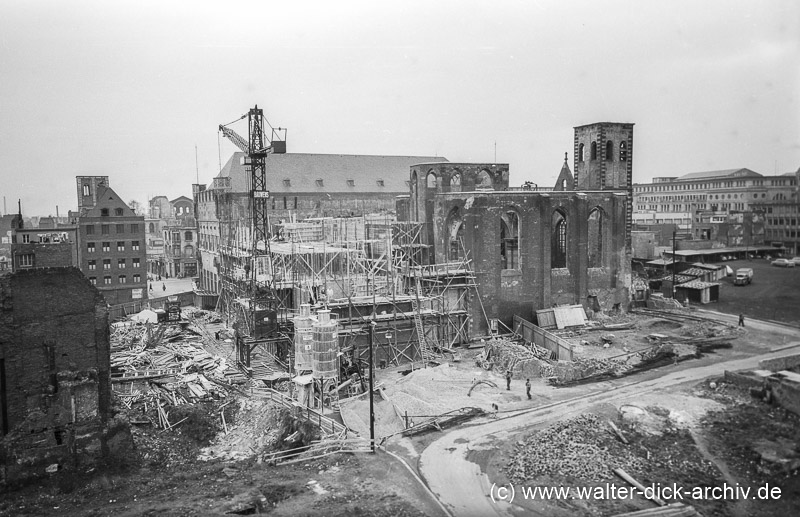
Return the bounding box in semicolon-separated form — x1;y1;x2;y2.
0;267;112;483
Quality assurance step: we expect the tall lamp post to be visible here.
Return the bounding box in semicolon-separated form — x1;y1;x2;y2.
368;318;375;453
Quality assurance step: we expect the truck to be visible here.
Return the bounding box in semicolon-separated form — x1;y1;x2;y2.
734;268;753;286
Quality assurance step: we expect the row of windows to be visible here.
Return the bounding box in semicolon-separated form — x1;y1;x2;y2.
767;218;798;226
87;258;141;270
767;229;800;239
281;179;386;188
577;141;628;162
86;223;139;235
638;192;767;202
634;179;796;193
88;274;141;285
86;241;140;252
447;207;607;271
97;207;125;216
162;230;194;241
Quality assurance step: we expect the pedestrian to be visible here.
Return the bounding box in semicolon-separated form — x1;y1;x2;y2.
526;378;531;400
162;282;166;292
505;369;512;391
738;313;745;327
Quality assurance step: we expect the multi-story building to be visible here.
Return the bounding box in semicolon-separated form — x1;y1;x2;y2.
146;195;198;278
194;184;220;294
10;227;78;271
752;168;800;255
633;168;798;240
74;176;147;304
163;215;197;278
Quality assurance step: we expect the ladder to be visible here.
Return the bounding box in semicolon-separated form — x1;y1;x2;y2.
411;277;433;366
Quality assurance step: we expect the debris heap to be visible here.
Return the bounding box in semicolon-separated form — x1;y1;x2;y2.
505;414;646;482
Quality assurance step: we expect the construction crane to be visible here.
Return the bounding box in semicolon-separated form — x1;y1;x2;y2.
218;105;286;344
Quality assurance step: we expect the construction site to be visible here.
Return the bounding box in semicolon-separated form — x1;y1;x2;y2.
2;106;800;517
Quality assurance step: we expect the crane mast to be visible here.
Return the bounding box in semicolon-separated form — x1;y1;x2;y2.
218;105;280;344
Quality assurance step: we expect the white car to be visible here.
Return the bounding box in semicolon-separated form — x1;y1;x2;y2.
771;258;795;268
791;257;800;265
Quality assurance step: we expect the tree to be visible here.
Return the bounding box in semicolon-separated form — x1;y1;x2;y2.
128;199;144;216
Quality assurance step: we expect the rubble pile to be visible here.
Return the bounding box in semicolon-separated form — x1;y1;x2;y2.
198;398;281;461
505;414;646;482
478;338;551;379
111;315;249;431
539;356;634;385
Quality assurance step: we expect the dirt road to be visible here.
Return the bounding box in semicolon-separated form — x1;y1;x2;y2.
418;324;800;517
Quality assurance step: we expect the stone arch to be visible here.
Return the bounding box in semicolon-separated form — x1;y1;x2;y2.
588;207;604;268
426;170;438;189
590;141;597;161
445;206;465;260
477;169;493;189
500;209;520;270
551;209;568;269
450;171;462;193
149;222;155;233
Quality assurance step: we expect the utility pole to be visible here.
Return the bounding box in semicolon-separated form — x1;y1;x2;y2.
368;318;376;453
672;230;677;299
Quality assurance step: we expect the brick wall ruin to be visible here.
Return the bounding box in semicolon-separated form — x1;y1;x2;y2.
0;267;113;483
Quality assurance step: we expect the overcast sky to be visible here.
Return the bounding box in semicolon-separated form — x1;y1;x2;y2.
1;0;798;217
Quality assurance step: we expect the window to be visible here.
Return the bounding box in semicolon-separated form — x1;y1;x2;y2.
590;141;597;160
22;233;30;243
88;260;97;271
605;140;613;161
347;179;355;187
316;179;324;187
184;231;193;241
83;185;90;196
87;242;95;253
101;224;109;235
149;222;155;233
283;179;291;187
588;208;603;267
427;173;437;189
102;242;110;252
450;173;462;192
132;258;140;268
115;208;123;216
500;211;520;270
101;208;109;216
86;225;95;235
283;197;287;209
130;224;139;233
620;141;627;161
377;179;385;187
17;254;34;268
118;275;127;284
89;277;97;285
117;241;125;251
116;224;125;233
133;274;141;283
118;259;126;269
477;170;492;188
552;210;568;268
294;196;298;209
103;259;111;270
104;276;112;285
578;143;585;162
132;241;140;251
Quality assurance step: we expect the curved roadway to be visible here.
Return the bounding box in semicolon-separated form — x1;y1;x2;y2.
418;318;800;517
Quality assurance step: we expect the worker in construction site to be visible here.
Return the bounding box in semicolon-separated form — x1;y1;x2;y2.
505;369;512;391
525;378;531;400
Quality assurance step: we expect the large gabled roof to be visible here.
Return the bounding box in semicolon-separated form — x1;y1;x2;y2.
215;152;448;193
677;168;762;181
79;185;139;217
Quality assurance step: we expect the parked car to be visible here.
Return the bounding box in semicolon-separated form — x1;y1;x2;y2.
791;257;800;265
771;258;796;268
